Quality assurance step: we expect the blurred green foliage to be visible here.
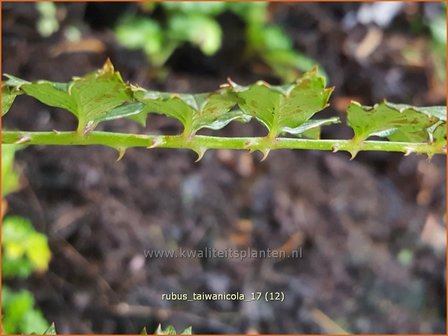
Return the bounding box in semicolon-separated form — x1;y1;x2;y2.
2;288;50;334
2;145;52;334
2;216;51;278
428;3;446;81
1;145;20;197
115;2;319;82
36;2;59;37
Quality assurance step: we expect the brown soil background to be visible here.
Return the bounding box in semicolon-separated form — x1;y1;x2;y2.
2;2;446;333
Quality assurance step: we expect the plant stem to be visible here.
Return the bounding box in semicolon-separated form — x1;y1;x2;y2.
2;131;445;156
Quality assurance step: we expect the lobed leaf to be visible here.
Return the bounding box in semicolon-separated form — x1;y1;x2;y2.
3;60;445;158
347;101;446;143
132;87;250;135
3;59;143;135
229;67;334;138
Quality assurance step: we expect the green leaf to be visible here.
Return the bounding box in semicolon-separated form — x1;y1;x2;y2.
115;16;178;66
4;60;139;135
1;288;50;334
2;85;21;116
2;290;34;334
257;25;293;51
285;117;340;139
43;322;57;335
2;216;51;277
227;2;268;25
161;1;227;15
2;257;33;278
230;67;333;137
26;233;51;272
101;102;145;122
36;2;59;38
167;14;222;55
154;324;191;335
115;17;163;55
23;310;51;334
262;49;326;83
15;80;76;113
2;287;14;309
432;122;447;144
429;12;446;46
180;326;193;335
1;144;21;197
133;87;249;136
155;324;177;335
347;101;446;143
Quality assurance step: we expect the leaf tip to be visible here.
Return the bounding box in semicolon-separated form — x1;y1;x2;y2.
101;58;115;75
305;65;319;77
